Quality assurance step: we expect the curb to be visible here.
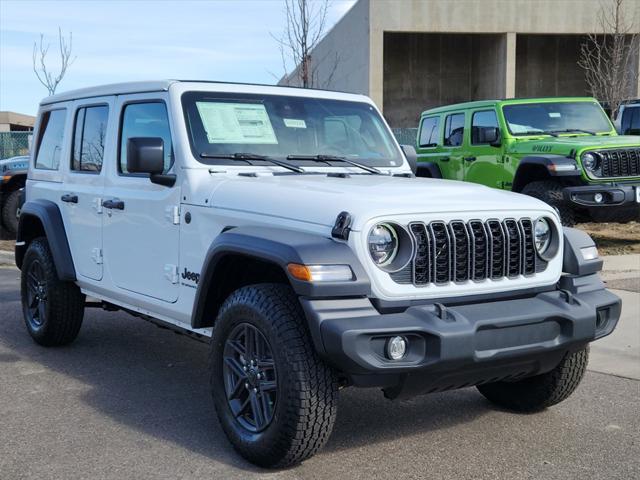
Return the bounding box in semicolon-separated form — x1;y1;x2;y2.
0;250;14;266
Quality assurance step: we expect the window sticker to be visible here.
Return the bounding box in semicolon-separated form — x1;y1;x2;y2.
283;118;307;129
195;102;278;144
548;112;561;118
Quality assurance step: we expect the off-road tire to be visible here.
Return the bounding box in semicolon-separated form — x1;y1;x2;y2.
477;348;588;412
210;283;339;468
2;189;21;236
20;237;85;346
522;180;575;226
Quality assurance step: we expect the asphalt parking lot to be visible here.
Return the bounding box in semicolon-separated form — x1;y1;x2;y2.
0;263;638;480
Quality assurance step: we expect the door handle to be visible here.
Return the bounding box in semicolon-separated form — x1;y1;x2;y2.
61;193;78;203
464;156;477;162
440;157;450;162
102;199;125;210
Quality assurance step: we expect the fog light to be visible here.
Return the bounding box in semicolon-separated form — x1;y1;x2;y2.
594;192;604;203
386;336;407;360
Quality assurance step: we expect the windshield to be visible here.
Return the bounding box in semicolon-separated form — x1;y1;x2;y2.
502;101;612;136
182;91;404;167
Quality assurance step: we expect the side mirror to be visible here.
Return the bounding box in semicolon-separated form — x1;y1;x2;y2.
486;127;501;147
401;144;418;174
126;137;175;187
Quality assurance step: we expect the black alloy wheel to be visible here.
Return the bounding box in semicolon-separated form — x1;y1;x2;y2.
223;323;277;433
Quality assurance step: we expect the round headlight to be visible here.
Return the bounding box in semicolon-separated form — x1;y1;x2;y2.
534;217;552;255
581;152;598;170
368;223;398;266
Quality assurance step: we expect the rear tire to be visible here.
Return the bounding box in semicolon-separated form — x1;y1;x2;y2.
210;284;339;468
477;348;588;412
521;180;575;226
2;189;21;236
20;237;85;346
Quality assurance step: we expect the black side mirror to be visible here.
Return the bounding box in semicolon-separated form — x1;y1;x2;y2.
126;137;175;187
401;144;418;174
486;127;501;147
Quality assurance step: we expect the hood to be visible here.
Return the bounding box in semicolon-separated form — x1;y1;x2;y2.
210;174;555;230
508;135;640;157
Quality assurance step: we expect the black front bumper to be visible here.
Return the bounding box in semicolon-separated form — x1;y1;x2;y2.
301;275;620;399
563;183;639;209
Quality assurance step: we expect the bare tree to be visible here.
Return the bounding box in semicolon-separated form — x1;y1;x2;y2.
32;27;76;96
578;0;639;118
272;0;340;88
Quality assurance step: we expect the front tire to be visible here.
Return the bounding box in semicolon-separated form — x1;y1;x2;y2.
210;284;338;468
20;237;85;346
521;180;575;226
477;348;588;412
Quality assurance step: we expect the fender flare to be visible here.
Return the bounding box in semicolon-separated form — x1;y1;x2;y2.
415;161;443;179
191;226;371;329
512;155;581;191
15;199;76;281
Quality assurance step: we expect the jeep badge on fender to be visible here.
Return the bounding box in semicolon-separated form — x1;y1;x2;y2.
15;81;621;468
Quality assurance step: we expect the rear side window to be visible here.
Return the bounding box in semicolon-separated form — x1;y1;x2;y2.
119;102;173;174
35;109;67;170
419;116;440;147
72;105;109;172
471;110;499;145
444;113;464;147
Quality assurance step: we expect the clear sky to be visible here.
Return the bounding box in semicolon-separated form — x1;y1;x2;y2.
0;0;356;115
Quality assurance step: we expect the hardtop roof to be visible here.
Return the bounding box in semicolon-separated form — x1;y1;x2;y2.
39;80;370;106
421;97;599;117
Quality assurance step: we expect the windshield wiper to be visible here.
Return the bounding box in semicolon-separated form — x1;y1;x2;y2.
547;129;596;136
286;154;383;174
200;152;304;173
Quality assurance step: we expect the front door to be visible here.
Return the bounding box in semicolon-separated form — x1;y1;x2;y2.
102;96;181;303
464;109;506;188
61;99;112;281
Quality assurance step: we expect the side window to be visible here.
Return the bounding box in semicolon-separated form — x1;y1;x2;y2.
418;116;440;147
120;102;173;174
72;105;109;172
621;107;640;135
471;110;499;145
35;109;67;170
444;113;465;147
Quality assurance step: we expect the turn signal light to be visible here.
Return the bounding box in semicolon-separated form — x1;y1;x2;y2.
287;263;353;282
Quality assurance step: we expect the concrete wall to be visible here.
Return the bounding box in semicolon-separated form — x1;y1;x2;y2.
278;0;370;94
369;0;640;108
383;33;508;127
282;0;640;123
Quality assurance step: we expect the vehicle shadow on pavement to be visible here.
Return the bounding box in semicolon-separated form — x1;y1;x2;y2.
0;278;489;472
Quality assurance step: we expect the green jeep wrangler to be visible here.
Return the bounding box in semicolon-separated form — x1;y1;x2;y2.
416;97;640;225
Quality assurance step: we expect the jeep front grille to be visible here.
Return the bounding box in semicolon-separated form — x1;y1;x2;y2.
392;218;538;286
595;148;640;178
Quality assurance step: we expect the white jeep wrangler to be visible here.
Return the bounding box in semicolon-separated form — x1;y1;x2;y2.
16;81;620;468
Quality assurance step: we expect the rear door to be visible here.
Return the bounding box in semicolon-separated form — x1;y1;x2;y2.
61;99;112;281
464;109;507;188
440;112;466;181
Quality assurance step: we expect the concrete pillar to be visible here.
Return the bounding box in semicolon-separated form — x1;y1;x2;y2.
505;32;517;98
369;28;384;109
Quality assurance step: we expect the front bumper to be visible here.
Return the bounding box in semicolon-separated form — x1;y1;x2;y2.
301;274;620;399
563;183;640;209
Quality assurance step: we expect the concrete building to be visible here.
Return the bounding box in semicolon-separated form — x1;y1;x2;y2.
279;0;640;127
0;111;35;132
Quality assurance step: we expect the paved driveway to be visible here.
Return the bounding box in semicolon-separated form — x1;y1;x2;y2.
0;266;638;480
